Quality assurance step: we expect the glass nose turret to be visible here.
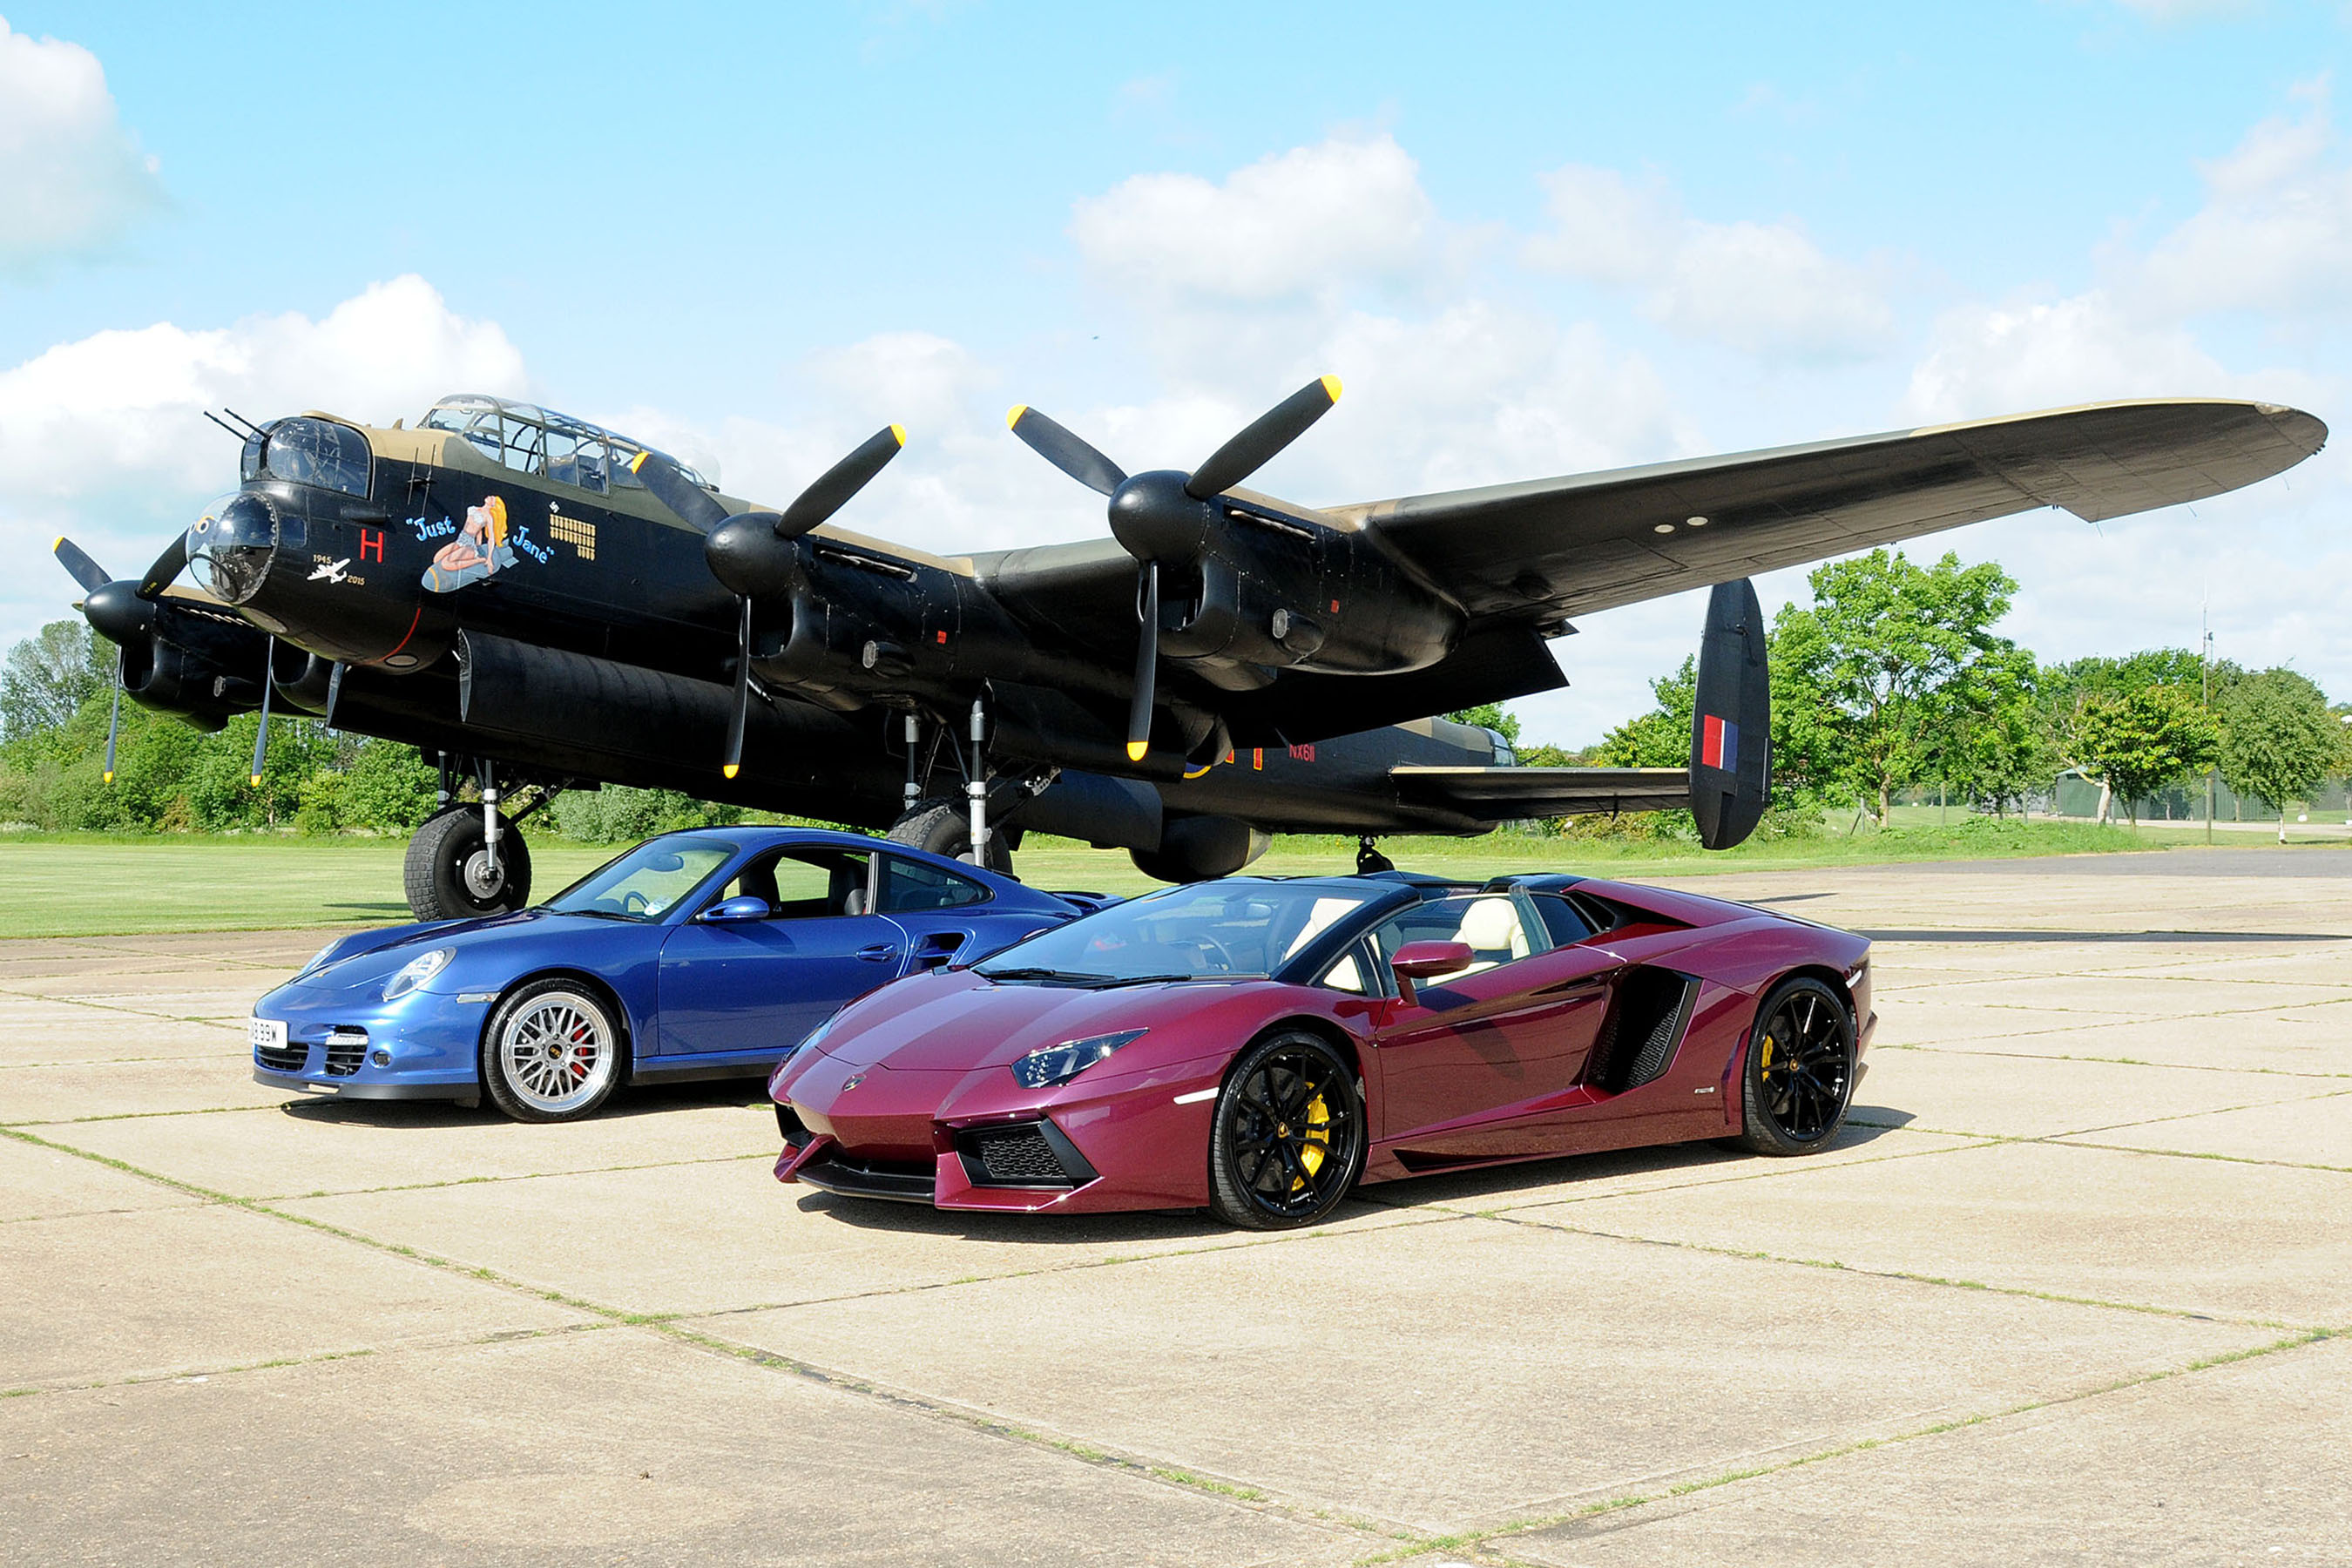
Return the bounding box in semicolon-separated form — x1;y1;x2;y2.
187;491;279;604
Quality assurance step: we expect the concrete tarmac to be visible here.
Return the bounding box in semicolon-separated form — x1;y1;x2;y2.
3;851;2348;1565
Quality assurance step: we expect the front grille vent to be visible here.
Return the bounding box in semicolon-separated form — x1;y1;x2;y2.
255;1039;308;1073
323;1029;368;1078
972;1126;1068;1186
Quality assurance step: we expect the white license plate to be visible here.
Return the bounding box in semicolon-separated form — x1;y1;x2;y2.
250;1017;287;1053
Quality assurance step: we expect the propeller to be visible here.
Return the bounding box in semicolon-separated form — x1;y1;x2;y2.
632;427;908;777
1007;375;1342;760
723;598;754;781
249;637;275;787
54;537;109;595
137;534;190;600
56;539;133;783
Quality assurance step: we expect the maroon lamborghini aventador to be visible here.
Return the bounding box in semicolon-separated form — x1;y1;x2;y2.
769;870;1873;1229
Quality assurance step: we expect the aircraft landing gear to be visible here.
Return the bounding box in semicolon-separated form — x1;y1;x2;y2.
402;755;561;922
883;700;1041;876
887;798;1016;874
1356;835;1394;875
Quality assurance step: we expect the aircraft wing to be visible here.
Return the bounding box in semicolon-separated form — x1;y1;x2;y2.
1338;399;2326;623
975;398;2322;741
1390;765;1691;820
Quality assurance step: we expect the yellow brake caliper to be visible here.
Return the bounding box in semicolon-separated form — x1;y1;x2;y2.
1290;1093;1332;1193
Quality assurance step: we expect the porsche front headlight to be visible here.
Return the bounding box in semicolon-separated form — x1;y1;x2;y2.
382;948;453;1001
296;939;340;978
1010;1029;1147;1090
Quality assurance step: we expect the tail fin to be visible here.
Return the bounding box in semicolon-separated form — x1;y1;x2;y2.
1690;578;1771;849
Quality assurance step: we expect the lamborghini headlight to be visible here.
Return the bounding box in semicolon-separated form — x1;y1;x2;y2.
1010;1029;1147;1090
382;948;453;1001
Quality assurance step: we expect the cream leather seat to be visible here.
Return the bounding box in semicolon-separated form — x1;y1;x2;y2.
1450;896;1530;975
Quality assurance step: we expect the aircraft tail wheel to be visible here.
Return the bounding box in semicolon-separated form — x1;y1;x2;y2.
404;808;533;922
888;798;1013;874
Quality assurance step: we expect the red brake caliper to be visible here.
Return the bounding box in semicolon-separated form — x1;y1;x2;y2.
570;1022;590;1080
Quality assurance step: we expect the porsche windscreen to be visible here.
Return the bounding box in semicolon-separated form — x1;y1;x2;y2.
541;837;735;922
977;881;1386;985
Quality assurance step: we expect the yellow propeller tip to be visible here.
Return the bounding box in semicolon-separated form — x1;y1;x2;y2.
889;423;906;448
1320;374;1343;402
1005;404;1027;430
101;772;114;784
249;775;263;787
628;450;651;473
721;764;740;780
1125;741;1149;762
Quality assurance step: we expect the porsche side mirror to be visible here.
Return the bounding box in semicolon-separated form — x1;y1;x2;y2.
700;896;772;923
1390;939;1472;1005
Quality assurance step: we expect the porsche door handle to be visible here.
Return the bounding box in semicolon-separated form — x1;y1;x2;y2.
855;944;900;963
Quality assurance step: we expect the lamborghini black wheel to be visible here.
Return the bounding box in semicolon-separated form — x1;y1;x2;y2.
1735;977;1855;1156
1208;1031;1366;1229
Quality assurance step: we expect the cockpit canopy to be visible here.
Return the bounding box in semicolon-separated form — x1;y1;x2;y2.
417;395;719;497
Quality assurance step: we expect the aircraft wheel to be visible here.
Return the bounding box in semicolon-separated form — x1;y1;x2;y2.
1207;1031;1366;1230
403;808;533;922
887;798;1014;875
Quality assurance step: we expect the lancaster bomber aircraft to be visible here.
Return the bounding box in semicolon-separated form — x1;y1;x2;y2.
52;378;2324;921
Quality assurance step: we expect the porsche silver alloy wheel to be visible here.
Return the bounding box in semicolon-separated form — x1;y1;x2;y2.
483;982;621;1123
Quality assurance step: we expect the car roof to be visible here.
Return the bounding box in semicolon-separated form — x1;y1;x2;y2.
632;824;1065;906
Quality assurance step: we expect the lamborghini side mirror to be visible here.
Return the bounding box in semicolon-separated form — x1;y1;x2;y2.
1390;940;1472;1004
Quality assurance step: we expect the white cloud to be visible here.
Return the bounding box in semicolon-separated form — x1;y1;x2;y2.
2137;86;2352;316
1;276;524;643
1070;133;1434;304
1896;289;2259;422
2111;0;2256;22
0;17;165;275
1524;164;1896;357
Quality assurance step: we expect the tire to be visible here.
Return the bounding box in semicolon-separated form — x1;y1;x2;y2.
1734;977;1856;1156
1207;1031;1367;1229
404;807;532;922
481;978;623;1123
887;798;1013;874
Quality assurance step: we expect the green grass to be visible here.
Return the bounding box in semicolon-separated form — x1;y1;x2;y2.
1;811;2332;939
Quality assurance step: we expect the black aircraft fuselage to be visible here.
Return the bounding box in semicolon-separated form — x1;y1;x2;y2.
122;397;1548;891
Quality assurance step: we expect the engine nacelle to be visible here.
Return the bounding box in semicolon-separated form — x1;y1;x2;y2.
110;601;275;730
1128;814;1270;883
1159;513;1462;679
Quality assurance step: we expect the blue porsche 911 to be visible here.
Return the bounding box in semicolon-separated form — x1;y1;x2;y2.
249;827;1098;1121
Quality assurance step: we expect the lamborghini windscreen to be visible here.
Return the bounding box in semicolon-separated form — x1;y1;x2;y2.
977;882;1384;983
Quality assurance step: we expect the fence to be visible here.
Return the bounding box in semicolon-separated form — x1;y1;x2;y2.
2048;772;2352;822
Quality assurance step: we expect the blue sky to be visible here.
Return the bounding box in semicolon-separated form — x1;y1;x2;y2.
3;1;2348;742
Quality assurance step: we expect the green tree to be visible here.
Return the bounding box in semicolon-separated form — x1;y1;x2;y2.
551;786;744;843
1930;646;2050;816
2219;669;2342;841
1783;549;2021;823
2065;687;2218;824
2046;652;2224;822
336;740;442;831
3;621;112;741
